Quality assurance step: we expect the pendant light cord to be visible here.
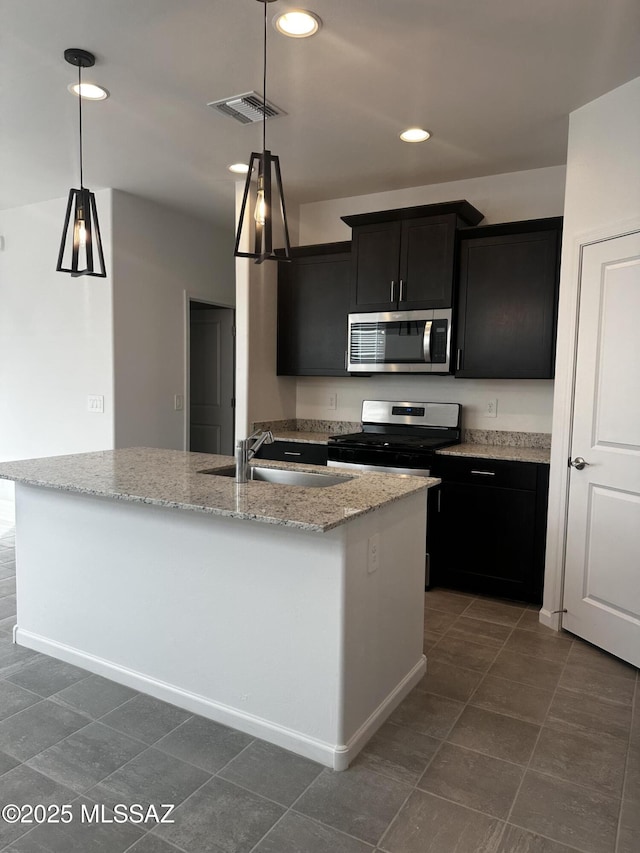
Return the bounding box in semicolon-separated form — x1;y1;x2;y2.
262;0;267;154
78;64;84;189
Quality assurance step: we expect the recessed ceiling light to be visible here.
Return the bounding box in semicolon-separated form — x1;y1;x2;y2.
274;10;322;38
228;163;250;174
400;127;432;143
68;82;109;100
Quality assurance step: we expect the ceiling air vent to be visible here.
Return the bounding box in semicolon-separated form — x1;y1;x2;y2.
207;91;287;124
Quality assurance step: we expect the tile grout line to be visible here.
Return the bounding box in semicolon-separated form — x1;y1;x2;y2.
242;765;347;853
376;593;594;851
498;638;600;853
377;592;514;851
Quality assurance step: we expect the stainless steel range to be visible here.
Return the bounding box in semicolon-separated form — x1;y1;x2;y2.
327;400;461;476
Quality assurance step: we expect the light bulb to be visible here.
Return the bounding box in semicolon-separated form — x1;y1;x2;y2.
68;82;109;101
74;210;87;250
274;11;321;38
254;184;267;226
399;127;431;143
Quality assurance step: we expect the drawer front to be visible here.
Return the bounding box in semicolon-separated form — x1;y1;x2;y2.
256;440;328;466
432;455;538;490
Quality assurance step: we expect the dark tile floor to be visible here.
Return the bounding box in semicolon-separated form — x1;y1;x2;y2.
0;528;637;853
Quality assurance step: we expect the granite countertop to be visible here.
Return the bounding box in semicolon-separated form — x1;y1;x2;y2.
264;423;551;463
435;444;551;464
0;448;437;533
271;432;550;463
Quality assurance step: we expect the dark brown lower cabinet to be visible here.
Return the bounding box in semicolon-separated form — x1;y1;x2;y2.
428;455;549;603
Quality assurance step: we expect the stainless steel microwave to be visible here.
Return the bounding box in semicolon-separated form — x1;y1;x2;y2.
348;309;452;373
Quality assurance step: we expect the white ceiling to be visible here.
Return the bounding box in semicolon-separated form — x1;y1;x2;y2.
2;0;640;230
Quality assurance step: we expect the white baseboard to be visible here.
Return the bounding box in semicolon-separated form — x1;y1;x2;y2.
16;628;424;771
335;655;427;771
538;607;563;631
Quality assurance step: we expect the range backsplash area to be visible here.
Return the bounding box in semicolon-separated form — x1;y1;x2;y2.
294;374;555;436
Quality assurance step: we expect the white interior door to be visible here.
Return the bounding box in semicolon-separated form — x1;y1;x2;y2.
562;231;640;666
189;306;235;456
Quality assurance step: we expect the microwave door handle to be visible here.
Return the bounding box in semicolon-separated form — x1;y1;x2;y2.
423;320;433;363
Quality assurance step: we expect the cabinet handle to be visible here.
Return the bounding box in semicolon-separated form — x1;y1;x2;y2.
471;470;496;476
284;451;302;457
437;490;441;512
456;348;462;371
344;350;348;370
390;280;396;303
399;279;405;301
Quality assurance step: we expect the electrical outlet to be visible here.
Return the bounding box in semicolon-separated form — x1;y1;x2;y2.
485;398;498;418
174;394;184;411
367;533;380;574
87;395;104;413
327;392;337;410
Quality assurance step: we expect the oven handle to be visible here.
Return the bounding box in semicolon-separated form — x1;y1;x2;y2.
423;320;433;363
328;460;433;477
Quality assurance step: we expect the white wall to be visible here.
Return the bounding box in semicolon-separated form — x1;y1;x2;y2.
0;191;115;520
295;166;566;432
0;189;235;521
299;165;567;244
234;183;296;439
111;191;235;449
543;76;640;624
297;377;554;433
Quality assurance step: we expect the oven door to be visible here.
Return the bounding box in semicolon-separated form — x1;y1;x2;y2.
327;442;435;474
348;309;451;374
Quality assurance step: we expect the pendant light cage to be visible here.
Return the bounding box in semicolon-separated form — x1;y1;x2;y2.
234;150;291;264
57;187;107;278
234;0;291;264
57;48;107;278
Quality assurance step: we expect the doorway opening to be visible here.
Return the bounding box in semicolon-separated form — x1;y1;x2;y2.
187;298;235;456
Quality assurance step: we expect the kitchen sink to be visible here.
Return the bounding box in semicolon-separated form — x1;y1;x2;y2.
200;466;354;488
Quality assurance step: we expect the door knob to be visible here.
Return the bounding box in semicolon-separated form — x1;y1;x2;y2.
569;456;589;470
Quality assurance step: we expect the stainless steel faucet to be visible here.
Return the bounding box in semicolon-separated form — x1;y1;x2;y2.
235;430;274;483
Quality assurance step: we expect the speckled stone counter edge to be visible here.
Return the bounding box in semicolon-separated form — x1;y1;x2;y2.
253;420;551;462
252;419;360;436
0;447;435;534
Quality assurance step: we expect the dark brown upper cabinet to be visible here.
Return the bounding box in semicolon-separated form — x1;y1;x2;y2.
342;201;484;312
277;242;351;376
455;218;562;379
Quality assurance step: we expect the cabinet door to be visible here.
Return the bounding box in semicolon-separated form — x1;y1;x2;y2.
456;229;560;378
278;250;350;376
432;480;539;602
399;215;456;309
350;221;402;310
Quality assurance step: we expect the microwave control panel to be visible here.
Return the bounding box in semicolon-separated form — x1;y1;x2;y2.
431;319;449;363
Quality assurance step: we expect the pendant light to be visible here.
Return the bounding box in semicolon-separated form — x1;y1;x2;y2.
56;48;107;278
234;0;291;264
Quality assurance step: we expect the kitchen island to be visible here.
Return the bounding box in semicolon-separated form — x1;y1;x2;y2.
0;448;437;770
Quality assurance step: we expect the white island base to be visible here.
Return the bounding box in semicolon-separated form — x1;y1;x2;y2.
14;483;427;770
